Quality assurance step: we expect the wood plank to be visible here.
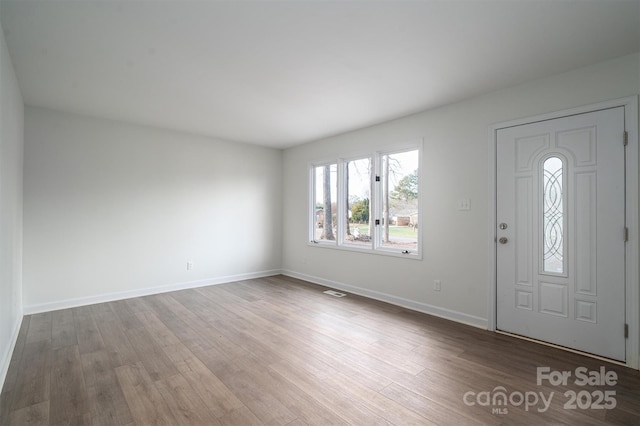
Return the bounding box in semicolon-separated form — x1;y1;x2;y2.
81;349;113;390
218;407;264;426
209;301;393;392
82;351;133;426
269;359;389;425
123;295;153;314
51;309;77;349
94;318;138;368
49;345;89;425
284;420;308;426
396;366;520;425
125;326;178;381
162;342;244;417
232;354;348;426
73;307;105;354
203;349;299;426
10;339;51;411
139;294;202;342
150;293;224;352
322;370;437;426
215;368;297;425
3;316;30;395
7;400;49;426
114;362;177;425
380;382;485;426
154;373;221;425
88;302;116;324
336;347;418;384
168;291;255;360
135;310;181;347
0;390;13;426
25;312;52;344
106;300;143;330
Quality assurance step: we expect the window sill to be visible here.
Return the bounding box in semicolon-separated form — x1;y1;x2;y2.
307;240;422;260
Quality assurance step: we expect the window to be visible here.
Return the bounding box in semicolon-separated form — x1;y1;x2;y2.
312;163;337;242
309;141;421;258
345;157;372;246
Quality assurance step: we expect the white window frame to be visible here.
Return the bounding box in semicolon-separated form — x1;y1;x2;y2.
308;159;339;247
338;153;373;249
308;139;423;260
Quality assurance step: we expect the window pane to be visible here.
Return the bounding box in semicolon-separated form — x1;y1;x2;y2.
345;158;371;246
543;156;564;273
314;164;337;242
380;150;419;251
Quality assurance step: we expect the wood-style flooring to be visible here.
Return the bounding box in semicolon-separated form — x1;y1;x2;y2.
1;275;639;425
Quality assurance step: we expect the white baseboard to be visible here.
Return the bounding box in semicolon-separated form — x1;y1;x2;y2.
21;267;487;328
1;315;23;394
282;269;488;329
23;269;282;315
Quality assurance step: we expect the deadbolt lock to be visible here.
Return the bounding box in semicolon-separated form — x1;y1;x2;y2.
499;237;508;244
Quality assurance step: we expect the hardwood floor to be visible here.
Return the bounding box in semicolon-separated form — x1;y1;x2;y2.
1;275;639;425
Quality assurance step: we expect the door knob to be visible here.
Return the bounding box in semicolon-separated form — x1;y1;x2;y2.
499;237;508;244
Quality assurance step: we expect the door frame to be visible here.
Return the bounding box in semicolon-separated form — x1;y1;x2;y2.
487;96;639;369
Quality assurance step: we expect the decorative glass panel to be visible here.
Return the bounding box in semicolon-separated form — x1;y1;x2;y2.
543;157;564;273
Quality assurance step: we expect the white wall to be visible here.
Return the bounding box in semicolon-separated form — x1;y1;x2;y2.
0;18;24;391
15;48;640;334
282;53;640;326
23;107;283;312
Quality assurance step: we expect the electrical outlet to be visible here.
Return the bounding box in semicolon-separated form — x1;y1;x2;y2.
433;279;442;292
186;261;194;271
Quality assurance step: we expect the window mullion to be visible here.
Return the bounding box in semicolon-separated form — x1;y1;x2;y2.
336;159;346;246
372;152;381;250
308;165;316;243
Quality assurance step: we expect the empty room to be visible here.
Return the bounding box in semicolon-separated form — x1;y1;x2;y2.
1;1;640;425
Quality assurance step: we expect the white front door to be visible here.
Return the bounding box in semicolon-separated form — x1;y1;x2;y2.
496;107;627;361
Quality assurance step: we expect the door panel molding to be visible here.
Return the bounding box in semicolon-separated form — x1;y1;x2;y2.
488;96;639;369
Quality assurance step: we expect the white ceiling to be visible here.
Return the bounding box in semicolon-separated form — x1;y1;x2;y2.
1;1;639;148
